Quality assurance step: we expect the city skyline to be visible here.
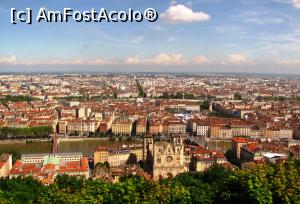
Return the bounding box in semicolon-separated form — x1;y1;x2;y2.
1;0;300;73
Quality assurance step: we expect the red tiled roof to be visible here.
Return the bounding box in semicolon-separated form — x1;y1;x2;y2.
232;137;248;143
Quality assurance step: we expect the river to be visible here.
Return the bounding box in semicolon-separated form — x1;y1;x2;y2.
0;139;231;157
0;139;142;156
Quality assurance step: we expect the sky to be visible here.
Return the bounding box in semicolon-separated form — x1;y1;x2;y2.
1;0;300;73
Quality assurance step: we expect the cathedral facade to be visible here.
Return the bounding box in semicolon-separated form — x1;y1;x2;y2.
143;135;188;180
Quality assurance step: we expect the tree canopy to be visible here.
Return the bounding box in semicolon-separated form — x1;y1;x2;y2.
0;126;53;139
0;160;299;203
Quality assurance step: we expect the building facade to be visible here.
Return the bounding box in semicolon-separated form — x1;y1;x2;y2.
94;145;143;167
9;153;89;184
143;135;188;180
0;154;12;178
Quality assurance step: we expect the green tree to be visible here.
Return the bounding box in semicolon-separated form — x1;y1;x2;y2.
234;92;242;100
225;149;241;167
174;172;215;203
0;177;43;204
136;79;146;97
201;100;210;110
0;150;21;163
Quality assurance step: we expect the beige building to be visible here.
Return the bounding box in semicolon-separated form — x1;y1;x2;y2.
0;154;12;178
163;120;186;134
250;128;267;138
107;150;131;167
9;153;90;184
231;125;251;137
191;146;227;172
94;145;143;167
210;125;221;138
196;124;210;137
77;107;92;119
193;154;227;172
58;121;67;134
144;135;188;180
136;118;147;135
65;120;99;135
94;147;109;164
231;137;249;158
219;126;232;139
148;120;163;134
266;129;293;140
111;117;133;135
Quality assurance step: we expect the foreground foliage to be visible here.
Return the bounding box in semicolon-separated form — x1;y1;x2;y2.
0;160;299;204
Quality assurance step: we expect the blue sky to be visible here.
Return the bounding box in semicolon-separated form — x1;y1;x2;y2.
1;0;300;73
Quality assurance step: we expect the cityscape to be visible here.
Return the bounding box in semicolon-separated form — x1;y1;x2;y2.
1;0;300;203
0;73;299;202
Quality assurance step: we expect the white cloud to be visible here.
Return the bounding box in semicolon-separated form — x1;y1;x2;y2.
0;55;17;64
277;59;300;65
293;0;300;8
0;56;116;66
193;56;210;64
223;54;247;65
146;53;186;65
161;4;210;24
125;53;187;65
88;59;117;65
125;55;141;65
245;17;284;24
0;54;214;67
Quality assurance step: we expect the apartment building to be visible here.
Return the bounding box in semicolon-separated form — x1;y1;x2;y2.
94;145;143;167
196;121;210;137
191;146;227;172
65;119;99;135
231;137;249;158
231;124;251;137
135;118;147;135
9;153;89;184
148;119;163;134
0;154;12;178
163;119;186;134
111;117;133;135
240;142;288;162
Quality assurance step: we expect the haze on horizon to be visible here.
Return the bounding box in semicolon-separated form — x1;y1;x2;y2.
1;0;300;74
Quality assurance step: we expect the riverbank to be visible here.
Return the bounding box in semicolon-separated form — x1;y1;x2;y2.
0;139;143;156
0;139;50;144
0;136;143;145
58;137;110;142
0;137;110;144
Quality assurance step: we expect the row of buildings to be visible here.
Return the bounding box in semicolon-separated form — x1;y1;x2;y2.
0;95;299;142
1;74;299;103
191;117;293;139
3;152;89;185
231;137;300;165
2;134;300;183
57;115;187;136
93;134;233;180
0;134;233;183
